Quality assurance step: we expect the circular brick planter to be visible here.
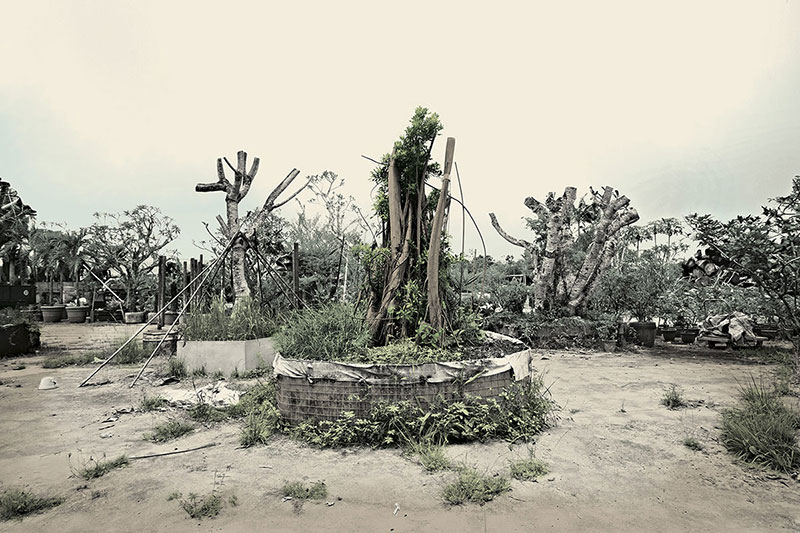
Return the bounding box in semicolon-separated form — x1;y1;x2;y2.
273;333;531;424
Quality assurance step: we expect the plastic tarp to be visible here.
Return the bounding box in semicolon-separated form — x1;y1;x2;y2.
700;312;758;345
272;348;533;385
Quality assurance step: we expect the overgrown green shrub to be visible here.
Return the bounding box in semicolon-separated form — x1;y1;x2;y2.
183;296;276;341
291;377;554;448
721;378;800;472
275;302;369;360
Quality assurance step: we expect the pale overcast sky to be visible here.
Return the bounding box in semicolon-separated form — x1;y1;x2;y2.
2;1;799;259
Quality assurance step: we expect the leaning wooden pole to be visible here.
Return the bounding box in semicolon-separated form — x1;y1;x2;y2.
129;246;231;388
426;137;456;330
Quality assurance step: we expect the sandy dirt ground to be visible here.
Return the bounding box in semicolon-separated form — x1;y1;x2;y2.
1;323;799;532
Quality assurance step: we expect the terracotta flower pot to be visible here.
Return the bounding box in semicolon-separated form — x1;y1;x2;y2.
662;328;678;342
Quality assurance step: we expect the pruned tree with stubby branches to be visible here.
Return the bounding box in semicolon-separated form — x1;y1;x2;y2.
490;186;639;316
195;150;309;301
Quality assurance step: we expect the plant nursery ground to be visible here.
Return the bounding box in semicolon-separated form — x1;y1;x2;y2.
0;323;798;532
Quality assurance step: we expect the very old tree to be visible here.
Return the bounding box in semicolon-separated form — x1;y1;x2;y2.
196;151;308;301
364;108;456;344
490;186;639;315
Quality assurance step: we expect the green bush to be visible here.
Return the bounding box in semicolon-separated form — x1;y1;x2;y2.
183;296;276;341
275;302;369;360
721;378;800;472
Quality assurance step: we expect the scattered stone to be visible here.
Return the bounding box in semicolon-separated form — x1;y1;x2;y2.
38;377;58;390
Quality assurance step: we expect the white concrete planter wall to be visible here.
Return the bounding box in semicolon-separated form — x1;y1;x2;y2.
176;337;277;376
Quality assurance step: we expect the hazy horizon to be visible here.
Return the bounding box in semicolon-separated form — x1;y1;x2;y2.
3;1;799;259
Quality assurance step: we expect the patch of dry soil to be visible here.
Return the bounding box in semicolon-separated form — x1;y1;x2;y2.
0;324;798;532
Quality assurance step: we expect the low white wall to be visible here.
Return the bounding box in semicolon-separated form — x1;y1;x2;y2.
177;337;277;376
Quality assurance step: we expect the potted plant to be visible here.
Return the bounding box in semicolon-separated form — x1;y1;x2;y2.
595;314;619;352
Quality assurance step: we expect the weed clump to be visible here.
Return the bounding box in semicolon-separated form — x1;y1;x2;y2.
407;442;451;472
79;455;129;480
442;468;510;505
140;395;169;412
0;489;63;521
144;420;194;442
683;437;704;451
509;457;548;481
721;378;800;472
239;406;280;447
178;493;222;519
168;358;187;378
281;480;328;500
661;385;687;410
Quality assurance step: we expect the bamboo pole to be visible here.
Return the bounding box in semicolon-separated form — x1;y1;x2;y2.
129;247;231;387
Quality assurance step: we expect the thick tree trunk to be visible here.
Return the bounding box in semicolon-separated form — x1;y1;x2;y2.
227;197;250;300
566;187;639;314
533;187;576;311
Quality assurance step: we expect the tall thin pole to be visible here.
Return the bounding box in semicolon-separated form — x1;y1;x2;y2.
292;242;300;309
157;255;165;329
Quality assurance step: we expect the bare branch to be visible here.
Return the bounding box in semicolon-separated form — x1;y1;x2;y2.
263;169;301;210
489;213;531;249
272;176;313;209
195;182;228;193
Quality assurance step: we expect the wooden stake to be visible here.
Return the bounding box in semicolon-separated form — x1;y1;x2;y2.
426;137;456;330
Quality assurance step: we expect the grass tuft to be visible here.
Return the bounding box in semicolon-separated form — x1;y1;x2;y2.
442;468;510;505
683;437;704;451
79;455;129;480
0;489;63;521
407;442;451;473
144;420;194;443
281;480;328;500
140;395;169;412
721;377;800;472
167;358;187;378
239;406;280;447
661;385;687;410
509;457;549;481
